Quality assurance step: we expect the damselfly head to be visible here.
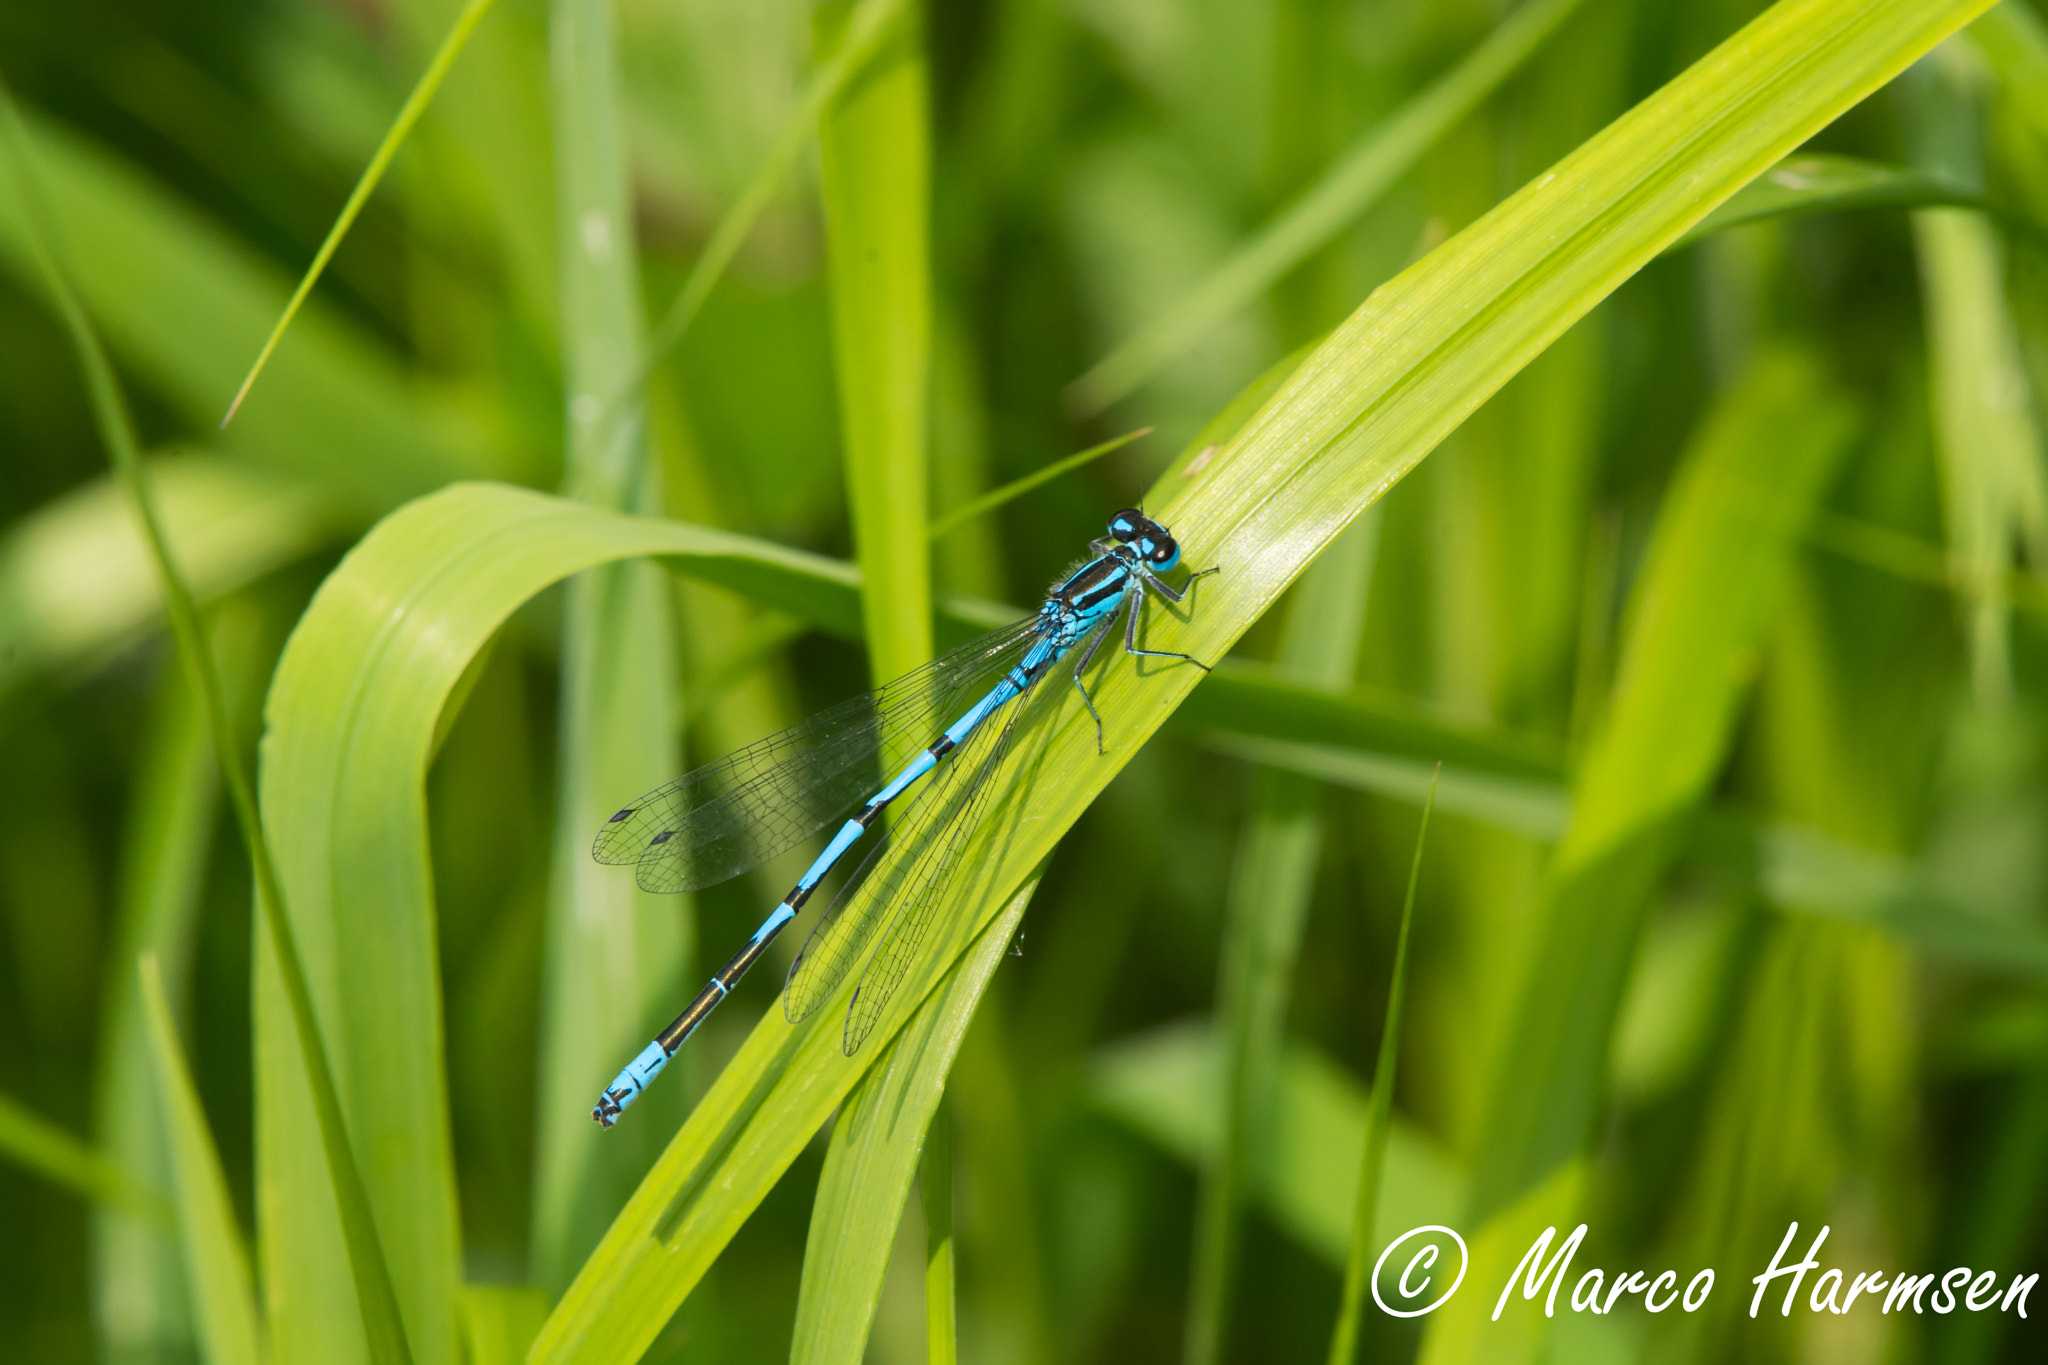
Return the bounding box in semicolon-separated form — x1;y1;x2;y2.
1108;508;1181;573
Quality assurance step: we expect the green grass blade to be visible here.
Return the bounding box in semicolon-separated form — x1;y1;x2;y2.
625;0;907;404
139;955;264;1365
0;1091;167;1222
786;886;1035;1365
817;0;932;685
1069;0;1586;415
531;0;687;1290
219;0;499;427
1326;770;1434;1365
1184;521;1375;1365
0;452;325;703
927;427;1152;541
1089;1023;1466;1267
1672;152;1982;246
0;78;417;1365
95;605;263;1364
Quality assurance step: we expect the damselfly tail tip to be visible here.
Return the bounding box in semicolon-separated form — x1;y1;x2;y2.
592;1092;624;1129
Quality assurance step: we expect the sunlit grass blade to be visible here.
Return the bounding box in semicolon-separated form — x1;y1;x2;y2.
1069;0;1586;415
923;1101;957;1365
622;0;908;407
787;886;1036;1365
927;427;1152;541
1185;522;1374;1365
0;77;417;1365
817;0;931;684
219;0;498;427
139;954;263;1365
0;1090;168;1222
1326;768;1434;1365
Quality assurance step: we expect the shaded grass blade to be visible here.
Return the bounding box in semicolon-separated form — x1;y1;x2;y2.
220;0;499;426
1671;153;1983;247
0;78;417;1365
923;1101;956;1365
139;955;263;1365
1327;769;1434;1365
1069;0;1586;414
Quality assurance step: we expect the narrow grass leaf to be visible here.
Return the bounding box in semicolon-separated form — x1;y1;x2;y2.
786;883;1037;1365
1672;153;1980;247
220;0;498;426
1069;0;1586;414
457;1285;550;1365
1206;736;1569;841
95;605;264;1364
0;81;416;1365
139;954;263;1365
1327;770;1434;1365
927;427;1152;541
1972;1;2048;143
0;1091;166;1222
627;0;907;401
817;0;932;684
923;1101;956;1365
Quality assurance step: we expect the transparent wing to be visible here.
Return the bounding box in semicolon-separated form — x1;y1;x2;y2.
781;675;1030;1050
777;691;1005;1023
592;618;1038;893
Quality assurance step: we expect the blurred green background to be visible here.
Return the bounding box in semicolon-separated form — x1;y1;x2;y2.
2;0;2047;1361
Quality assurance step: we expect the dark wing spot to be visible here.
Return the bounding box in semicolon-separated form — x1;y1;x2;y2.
609;808;635;823
650;830;674;845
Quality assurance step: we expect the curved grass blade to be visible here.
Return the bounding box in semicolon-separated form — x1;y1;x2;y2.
1670;152;1982;246
1326;770;1434;1365
139;954;264;1365
926;427;1152;540
1069;0;1586;415
219;0;499;427
0;78;417;1365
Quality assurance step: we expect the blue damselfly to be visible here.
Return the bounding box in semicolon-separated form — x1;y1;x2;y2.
590;509;1216;1126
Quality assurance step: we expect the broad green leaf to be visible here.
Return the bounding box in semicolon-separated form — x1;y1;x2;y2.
0;112;515;515
139;955;264;1365
531;0;686;1292
816;0;932;684
1186;519;1375;1365
787;878;1039;1365
0;454;325;700
1070;0;1588;414
1089;1022;1466;1267
533;1;1995;1356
